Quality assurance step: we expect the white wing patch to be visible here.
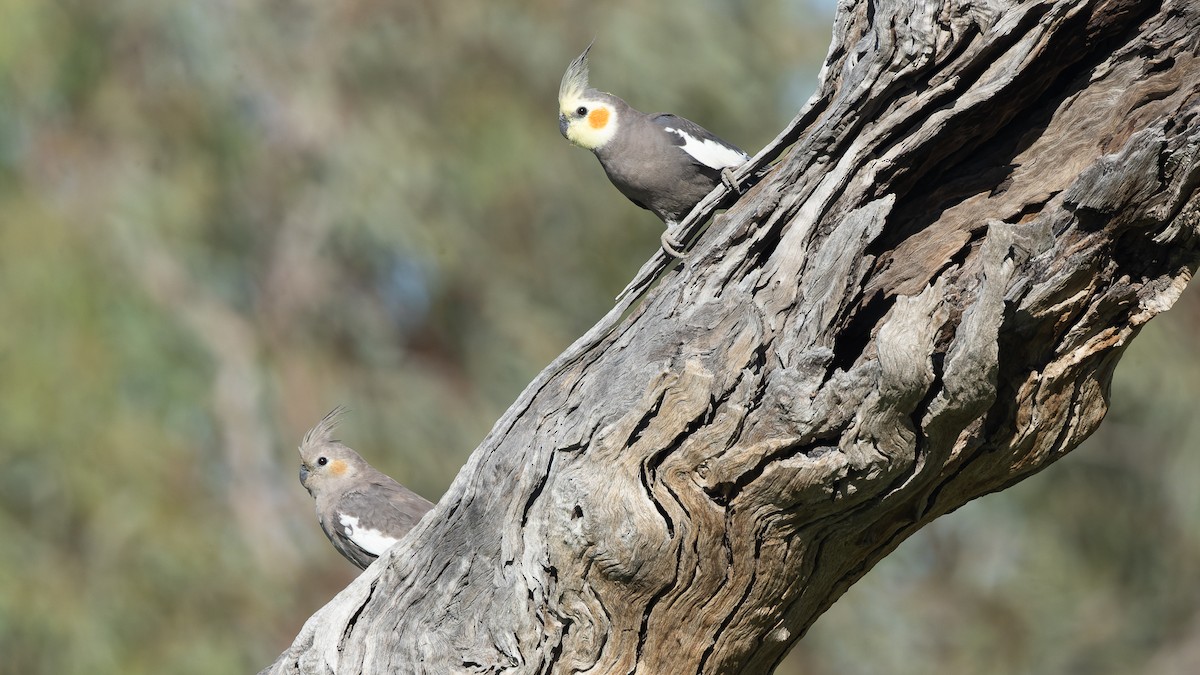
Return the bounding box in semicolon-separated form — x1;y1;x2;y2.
338;513;400;556
664;126;748;170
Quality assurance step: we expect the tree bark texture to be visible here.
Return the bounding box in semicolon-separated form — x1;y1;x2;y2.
265;1;1200;673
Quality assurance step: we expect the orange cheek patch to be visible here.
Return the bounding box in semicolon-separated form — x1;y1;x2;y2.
330;459;348;476
588;108;609;129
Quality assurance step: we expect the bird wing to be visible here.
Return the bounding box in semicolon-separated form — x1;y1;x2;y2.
332;482;433;559
652;113;748;171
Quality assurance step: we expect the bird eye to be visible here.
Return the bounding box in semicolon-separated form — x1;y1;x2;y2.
576;106;587;116
317;457;328;466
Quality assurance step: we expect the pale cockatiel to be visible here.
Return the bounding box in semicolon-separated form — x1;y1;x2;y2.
558;43;750;256
297;407;434;570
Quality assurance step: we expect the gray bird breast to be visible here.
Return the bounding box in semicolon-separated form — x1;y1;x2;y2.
595;115;722;223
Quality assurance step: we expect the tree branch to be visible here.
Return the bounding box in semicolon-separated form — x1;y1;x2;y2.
264;0;1200;672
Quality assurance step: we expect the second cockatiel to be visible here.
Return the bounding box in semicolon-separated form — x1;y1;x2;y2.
557;43;750;256
297;408;434;570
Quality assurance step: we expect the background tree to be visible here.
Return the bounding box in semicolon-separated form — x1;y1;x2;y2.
1;1;1199;674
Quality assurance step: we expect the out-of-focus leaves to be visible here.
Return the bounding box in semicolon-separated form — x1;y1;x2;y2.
0;1;1195;673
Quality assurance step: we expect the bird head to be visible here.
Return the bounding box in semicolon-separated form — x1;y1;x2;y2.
558;42;620;151
297;407;368;498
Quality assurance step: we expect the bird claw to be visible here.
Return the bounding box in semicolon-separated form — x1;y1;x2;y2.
721;167;741;193
661;227;687;258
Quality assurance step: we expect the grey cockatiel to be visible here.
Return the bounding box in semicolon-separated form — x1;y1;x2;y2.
297;407;434;569
557;43;750;256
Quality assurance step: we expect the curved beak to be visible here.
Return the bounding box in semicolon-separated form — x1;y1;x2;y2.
558;113;569;138
298;464;309;486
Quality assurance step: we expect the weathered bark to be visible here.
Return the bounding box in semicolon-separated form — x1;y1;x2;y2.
264;0;1200;673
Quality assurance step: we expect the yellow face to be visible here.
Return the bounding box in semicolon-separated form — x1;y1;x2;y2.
559;95;617;151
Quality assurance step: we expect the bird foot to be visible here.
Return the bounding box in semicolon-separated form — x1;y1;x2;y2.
721;167;742;193
661;226;687;258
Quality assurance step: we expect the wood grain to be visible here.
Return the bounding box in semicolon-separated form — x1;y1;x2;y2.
263;1;1200;672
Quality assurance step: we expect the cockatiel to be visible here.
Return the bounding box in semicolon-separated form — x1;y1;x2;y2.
558;44;750;256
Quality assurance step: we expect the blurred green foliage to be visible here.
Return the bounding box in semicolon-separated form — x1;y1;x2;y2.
0;1;1195;674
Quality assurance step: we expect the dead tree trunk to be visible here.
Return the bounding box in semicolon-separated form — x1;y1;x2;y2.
264;1;1200;673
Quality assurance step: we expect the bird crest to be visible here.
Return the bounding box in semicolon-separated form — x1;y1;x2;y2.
558;42;620;150
559;42;593;103
300;406;346;456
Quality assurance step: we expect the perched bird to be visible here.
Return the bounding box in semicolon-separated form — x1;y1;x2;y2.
557;43;750;256
297;407;434;570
